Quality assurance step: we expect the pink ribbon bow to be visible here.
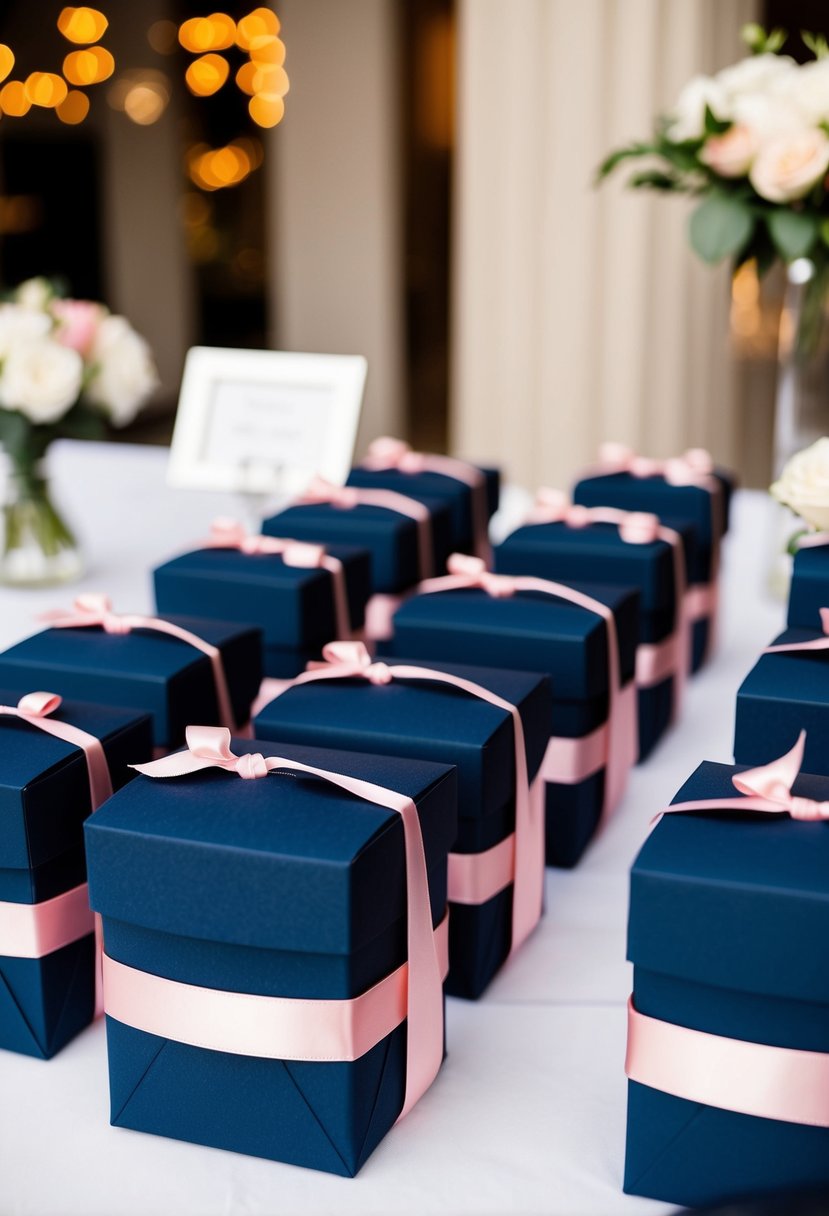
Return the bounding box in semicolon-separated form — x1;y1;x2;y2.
128;726;443;1119
362;437;490;561
519;490;689;713
41;594;237;733
0;692;114;1014
300;474;435;581
206;519;352;640
284;639;542;952
763;608;829;666
415;555;634;819
597;442;715;487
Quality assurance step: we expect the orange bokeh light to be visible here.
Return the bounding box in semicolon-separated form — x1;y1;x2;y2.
189;141;254;191
56;88;90;124
64;45;114;86
235;62;256;96
179;14;236;54
0;45;15;85
249;34;285;66
0;81;31;117
185;52;229;97
58;6;108;44
248;92;284;128
236;7;279;50
24;72;68;108
252;64;288;97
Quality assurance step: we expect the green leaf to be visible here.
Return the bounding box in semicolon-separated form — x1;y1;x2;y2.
628;170;679;191
595;142;656;182
58;402;106;441
802;30;829;59
689;193;754;264
703;105;731;136
766;209;820;261
820;218;829;247
0;409;34;467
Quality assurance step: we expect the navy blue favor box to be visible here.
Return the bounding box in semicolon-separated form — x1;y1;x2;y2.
348;438;500;555
787;539;829;630
153;528;372;678
495;509;691;760
625;756;829;1208
86;739;457;1176
0;692;152;1059
379;570;640;867
262;486;454;595
0;607;262;751
734;625;829;774
573;449;734;672
254;653;551;999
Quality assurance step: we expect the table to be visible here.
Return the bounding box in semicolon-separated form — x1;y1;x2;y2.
0;442;784;1216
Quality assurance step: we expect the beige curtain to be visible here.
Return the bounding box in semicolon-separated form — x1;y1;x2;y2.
451;0;758;489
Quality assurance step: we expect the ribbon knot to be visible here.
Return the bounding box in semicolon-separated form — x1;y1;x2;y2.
65;594;133;635
363;437;428;474
597;442;716;487
618;512;661;545
302;476;362;510
445;553;515;597
234;751;269;780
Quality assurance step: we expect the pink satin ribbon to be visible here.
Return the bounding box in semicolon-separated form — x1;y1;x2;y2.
764;606;829;660
41;594;237;733
447;774;544;905
627;731;829;1126
416;555;635;820
361;436;491;562
520;490;689;713
299;474;435;581
205;518;352;641
103;916;448;1067
0;692;114;1016
125;726;443;1120
792;531;829;550
591;443;724;660
364;592;406;644
279;640;542;953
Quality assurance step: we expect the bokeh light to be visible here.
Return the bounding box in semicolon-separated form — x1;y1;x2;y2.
63;45;115;86
24;72;68;108
188;141;255;191
58;7;109;44
185;53;229;97
108;69;170;125
249;34;285;66
148;19;178;55
0;45;15;85
179;14;236;54
0;81;31;117
56;88;90;124
248;92;284;128
252;64;288;96
236;8;280;50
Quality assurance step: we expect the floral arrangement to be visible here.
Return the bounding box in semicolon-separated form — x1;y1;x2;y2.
771;436;829;534
0;277;158;469
598;25;829;349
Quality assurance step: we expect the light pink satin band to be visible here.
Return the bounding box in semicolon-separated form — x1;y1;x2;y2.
0;882;94;959
765;606;829;660
364;592;407;644
636;634;683;688
281;642;543;954
685;582;718;623
103;916;449;1065
206;519;352;640
0;691;113;809
794;531;829;549
446;776;544;906
361;437;490;562
42;594;237;732
300;475;435;581
626;997;829;1128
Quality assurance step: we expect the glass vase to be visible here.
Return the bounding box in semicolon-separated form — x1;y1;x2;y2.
0;456;83;587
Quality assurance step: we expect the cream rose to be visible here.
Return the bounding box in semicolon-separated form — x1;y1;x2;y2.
14;276;54;311
749;128;829;202
667;75;730;142
771;437;829;530
774;57;829;125
0;303;52;356
716;53;796;101
700;123;758;177
85;314;158;426
0;337;83;424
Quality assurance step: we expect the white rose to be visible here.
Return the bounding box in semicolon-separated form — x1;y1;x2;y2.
700;123;758;177
749;128;829;202
667;75;730;142
14;277;54;311
716;53;796;100
0;337;83;424
773;57;829;125
771;437;829;530
731;90;805;140
85;315;158;426
0;302;51;356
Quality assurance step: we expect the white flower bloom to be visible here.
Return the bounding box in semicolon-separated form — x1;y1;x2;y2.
773;56;829;125
0;337;83;424
772;437;829;530
667;75;730;142
731;90;806;140
749;128;829;202
85;315;158;426
716;53;797;100
14;277;54;312
0;302;52;357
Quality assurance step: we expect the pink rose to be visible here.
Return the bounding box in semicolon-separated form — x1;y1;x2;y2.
51;299;104;358
749;128;829;203
700;123;758;178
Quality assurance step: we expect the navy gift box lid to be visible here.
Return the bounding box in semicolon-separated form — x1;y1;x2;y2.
386;582;639;701
153;542;372;646
85;740;457;958
0;616;263;748
788;542;829;630
254;658;551;820
573;470;718;551
347;466;497;552
0;691;153;873
628;759;829;1004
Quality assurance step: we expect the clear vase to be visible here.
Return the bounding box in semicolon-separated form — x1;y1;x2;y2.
769;258;829;598
0;457;83;587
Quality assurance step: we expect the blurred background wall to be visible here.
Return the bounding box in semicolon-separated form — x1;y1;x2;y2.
0;0;823;488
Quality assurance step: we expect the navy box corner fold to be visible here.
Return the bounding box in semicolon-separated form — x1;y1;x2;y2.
85;740;457;1175
625;758;829;1209
0;692;152;1059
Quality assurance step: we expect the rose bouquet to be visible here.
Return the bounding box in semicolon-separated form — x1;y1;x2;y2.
598;25;829;353
771;436;829;537
0;277;158;585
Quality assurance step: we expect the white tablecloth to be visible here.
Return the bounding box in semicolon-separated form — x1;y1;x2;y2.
0;442;785;1216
